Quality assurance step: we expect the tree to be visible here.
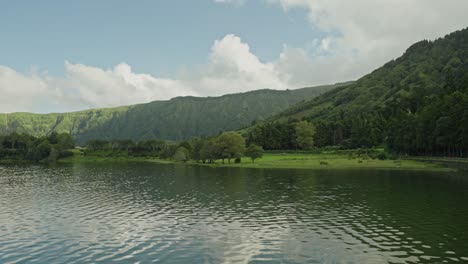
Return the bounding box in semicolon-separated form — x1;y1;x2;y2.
190;137;205;162
295;121;315;150
216;132;246;164
178;141;192;152
159;144;178;159
148;140;166;152
48;131;59;144
47;146;60;162
200;139;219;163
87;140;109;151
173;146;190;162
57;133;75;149
245;144;264;163
35;140;52;160
117;139;135;152
246;122;297;150
0;132;76;162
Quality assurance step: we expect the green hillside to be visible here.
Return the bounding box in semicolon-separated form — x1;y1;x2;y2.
0;84;344;144
249;27;468;156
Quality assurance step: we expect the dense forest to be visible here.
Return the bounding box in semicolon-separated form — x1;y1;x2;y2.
246;28;468;157
0;84;344;144
0;132;74;162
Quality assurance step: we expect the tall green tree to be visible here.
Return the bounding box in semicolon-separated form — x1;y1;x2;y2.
190;137;205;162
173;146;190;162
216;132;246;164
57;133;75;149
245;144;264;163
200;139;219;164
295;121;315;150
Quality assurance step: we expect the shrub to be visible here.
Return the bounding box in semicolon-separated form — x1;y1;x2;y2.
377;152;388;160
173;147;189;162
245;144;264;163
59;150;74;158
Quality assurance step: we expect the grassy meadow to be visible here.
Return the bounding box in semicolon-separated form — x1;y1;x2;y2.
61;149;449;171
193;153;449;171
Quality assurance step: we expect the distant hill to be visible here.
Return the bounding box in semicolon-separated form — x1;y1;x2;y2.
0;84;347;144
259;27;468;155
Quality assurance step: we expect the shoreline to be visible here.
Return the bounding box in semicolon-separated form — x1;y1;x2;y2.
56;153;456;172
3;153;463;172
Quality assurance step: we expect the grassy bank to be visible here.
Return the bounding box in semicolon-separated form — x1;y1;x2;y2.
61;151;450;171
405;156;468;172
187;153;449;171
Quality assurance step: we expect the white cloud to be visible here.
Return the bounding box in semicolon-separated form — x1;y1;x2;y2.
0;62;197;113
0;34;287;113
214;0;247;6
186;34;287;96
61;62;194;108
0;66;56;113
268;0;468;81
2;0;468;113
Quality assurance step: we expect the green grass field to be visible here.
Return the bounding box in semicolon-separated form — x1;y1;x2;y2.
61;149;174;164
61;150;450;171
192;153;449;171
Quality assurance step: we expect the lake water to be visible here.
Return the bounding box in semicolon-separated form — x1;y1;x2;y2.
1;163;467;263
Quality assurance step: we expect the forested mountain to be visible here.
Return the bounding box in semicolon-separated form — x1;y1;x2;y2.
248;28;468;156
0;84;344;144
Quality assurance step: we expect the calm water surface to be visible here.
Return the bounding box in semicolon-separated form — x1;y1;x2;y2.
1;163;467;263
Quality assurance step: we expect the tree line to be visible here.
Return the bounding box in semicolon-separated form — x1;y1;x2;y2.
85;121;317;163
247;29;468;157
245;87;467;157
245;120;316;150
0;132;74;162
86;132;266;164
0;120;317;164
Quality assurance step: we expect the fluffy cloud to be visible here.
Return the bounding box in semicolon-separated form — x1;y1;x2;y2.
214;0;468;86
62;36;286;108
268;0;468;82
185;34;287;96
0;62;196;113
2;0;468;113
61;62;194;108
0;35;286;113
0;66;56;112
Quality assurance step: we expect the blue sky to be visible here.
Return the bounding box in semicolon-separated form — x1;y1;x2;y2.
1;0;467;113
0;0;317;77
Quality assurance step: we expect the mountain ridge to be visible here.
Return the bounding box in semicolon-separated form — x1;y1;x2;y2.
0;83;350;144
250;27;468;155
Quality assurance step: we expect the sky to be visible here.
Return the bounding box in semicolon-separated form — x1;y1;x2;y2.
1;0;467;113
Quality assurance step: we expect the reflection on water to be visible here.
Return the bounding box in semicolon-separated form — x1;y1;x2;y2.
0;163;468;263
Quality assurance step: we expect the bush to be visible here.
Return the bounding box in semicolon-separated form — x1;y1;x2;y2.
59;150;74;158
377;152;388;160
173;147;189;162
322;146;342;152
234;157;241;163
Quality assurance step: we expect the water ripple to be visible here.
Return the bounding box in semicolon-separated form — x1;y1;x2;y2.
0;164;468;263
